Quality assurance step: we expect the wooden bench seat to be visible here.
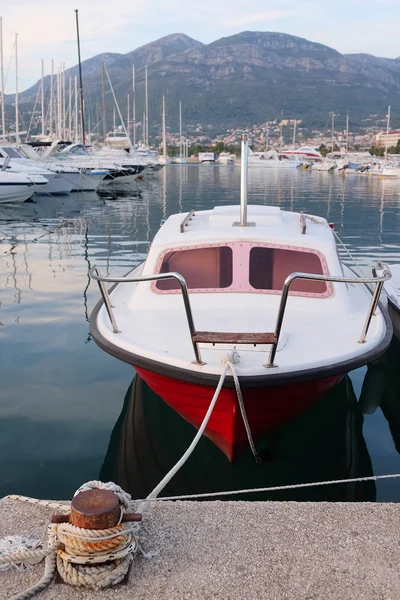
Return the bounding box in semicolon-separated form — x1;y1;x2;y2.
192;331;277;345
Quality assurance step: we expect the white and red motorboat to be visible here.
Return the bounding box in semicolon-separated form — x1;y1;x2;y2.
90;136;392;461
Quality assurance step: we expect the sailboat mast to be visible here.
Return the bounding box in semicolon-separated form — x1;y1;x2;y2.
331;112;334;154
145;65;148;146
62;62;66;139
68;77;72;138
41;60;45;136
57;65;60;137
0;17;5;138
113;107;116;132
385;105;391;163
15;33;19;143
346;112;349;152
49;59;54;135
74;9;85;145
292;119;296;150
179;101;182;159
101;62;106;142
132;65;136;148
127;93;130;140
74;75;78;142
162;95;166;158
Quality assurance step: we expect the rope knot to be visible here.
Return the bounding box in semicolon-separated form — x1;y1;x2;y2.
221;347;241;365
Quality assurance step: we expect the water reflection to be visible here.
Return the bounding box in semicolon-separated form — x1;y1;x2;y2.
360;335;400;454
1;166;400;500
100;374;375;502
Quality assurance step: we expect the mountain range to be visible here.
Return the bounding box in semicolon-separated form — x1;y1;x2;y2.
7;31;400;135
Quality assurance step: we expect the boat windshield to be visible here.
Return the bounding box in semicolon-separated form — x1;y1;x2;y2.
154;243;330;296
156;246;233;291
249;246;327;294
1;147;23;159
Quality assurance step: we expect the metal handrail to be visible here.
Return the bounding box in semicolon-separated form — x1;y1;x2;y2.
90;266;204;365
266;262;392;368
91;262;391;372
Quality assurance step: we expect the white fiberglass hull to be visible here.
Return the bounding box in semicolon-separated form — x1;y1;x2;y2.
98;173;139;191
33;172;73;195
0;182;34;204
0;172;48;204
71;170;108;192
248;161;301;169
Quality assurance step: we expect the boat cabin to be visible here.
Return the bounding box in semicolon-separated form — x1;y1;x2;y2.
141;205;340;301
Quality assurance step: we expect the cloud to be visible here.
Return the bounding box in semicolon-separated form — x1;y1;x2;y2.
224;10;294;28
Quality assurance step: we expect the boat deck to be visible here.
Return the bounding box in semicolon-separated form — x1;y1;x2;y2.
1;496;400;599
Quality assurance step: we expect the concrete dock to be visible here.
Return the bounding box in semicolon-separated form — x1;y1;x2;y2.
1;497;400;599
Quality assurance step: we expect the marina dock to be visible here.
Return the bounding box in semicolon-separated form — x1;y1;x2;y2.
1;496;400;599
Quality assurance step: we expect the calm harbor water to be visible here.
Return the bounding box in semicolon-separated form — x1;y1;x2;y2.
1;166;400;502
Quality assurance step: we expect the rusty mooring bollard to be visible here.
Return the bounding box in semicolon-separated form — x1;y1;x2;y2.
51;489;142;528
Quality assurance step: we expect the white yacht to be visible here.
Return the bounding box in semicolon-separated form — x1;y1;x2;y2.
247;149;303;169
217;152;234;165
0;171;48;204
0;146;73;195
105;129;131;151
19;144;108;191
47;144;146;191
198;152;215;164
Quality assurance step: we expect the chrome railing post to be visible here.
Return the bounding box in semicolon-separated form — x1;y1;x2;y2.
359;265;387;343
93;266;120;334
266;273;297;368
90;267;204;364
174;273;205;365
266;264;391;366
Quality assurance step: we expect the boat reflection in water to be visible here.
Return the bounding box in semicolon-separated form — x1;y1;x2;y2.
100;374;375;502
360;335;400;454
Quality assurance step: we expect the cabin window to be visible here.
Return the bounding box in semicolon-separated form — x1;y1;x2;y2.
249;247;328;295
2;147;22;158
155;246;233;291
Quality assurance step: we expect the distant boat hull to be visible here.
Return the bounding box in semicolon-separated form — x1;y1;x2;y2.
248;161;301;169
0;181;35;204
135;366;343;461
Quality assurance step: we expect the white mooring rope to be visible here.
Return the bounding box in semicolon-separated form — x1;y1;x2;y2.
138;350;260;512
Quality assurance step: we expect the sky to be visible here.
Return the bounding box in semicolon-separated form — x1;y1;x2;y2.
1;0;400;93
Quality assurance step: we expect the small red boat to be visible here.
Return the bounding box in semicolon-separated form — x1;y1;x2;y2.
90;137;392;461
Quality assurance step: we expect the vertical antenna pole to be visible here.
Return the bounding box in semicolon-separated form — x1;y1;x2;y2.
75;9;85;145
240;133;248;227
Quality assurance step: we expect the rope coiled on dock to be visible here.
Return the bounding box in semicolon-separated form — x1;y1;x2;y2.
1;482;138;600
